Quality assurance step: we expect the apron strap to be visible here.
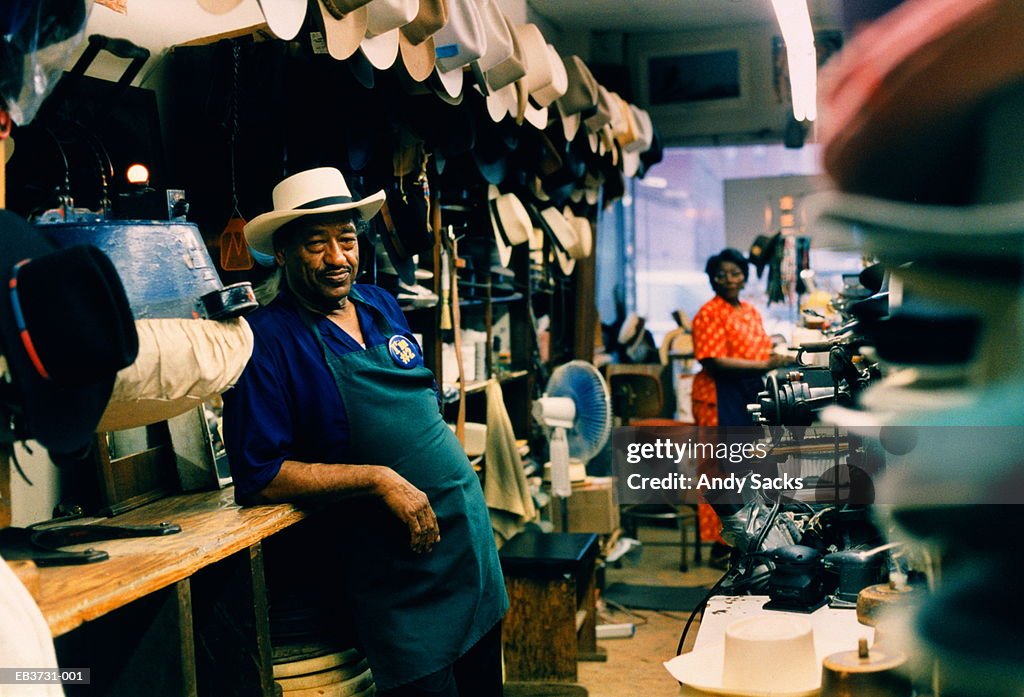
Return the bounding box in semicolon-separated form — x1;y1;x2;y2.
293;287;401;385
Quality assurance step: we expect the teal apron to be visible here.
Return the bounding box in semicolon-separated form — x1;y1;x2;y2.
302;288;508;691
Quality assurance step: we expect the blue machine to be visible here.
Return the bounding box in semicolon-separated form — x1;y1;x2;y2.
37;220;256;320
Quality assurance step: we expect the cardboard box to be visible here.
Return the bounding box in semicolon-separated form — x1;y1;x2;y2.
549;477;620;534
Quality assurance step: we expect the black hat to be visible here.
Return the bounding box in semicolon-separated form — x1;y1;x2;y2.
748;232;781;279
377;181;434;285
0;211;138;454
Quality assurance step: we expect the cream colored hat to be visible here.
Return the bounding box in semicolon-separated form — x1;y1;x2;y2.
557;56;599;116
244;167;386;256
622;105;654;177
610;92;638;150
481;12;524;121
485;13;526;91
584;85;615;132
563;207;593;258
474;0;513;75
540;207;579;275
511;27;554;129
316;0;373;61
432;0;487;98
534;44;568;107
256;0;307;40
488;186;531;267
360;0;419;70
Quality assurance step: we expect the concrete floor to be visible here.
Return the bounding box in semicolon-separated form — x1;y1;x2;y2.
575;525;725;697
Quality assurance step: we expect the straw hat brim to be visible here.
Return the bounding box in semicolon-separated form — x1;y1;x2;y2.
256;0;307;40
361;30;401;70
399;34;436;82
321;6;368;60
244;192;386;256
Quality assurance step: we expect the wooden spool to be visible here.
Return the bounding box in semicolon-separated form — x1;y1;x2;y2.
279;666;374;697
273;648;363;679
821;638;912;697
856;583;922;627
276;660;369;691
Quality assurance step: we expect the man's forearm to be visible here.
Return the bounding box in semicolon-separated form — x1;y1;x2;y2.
254;460;388;504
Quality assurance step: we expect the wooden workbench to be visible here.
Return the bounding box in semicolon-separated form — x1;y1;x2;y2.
8;488;312;697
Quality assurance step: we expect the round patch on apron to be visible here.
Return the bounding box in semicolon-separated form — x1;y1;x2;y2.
388;334;419;368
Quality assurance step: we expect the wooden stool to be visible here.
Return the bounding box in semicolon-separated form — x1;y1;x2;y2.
499;532;602;682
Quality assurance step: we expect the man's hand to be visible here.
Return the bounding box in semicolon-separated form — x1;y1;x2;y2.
376;468;441;554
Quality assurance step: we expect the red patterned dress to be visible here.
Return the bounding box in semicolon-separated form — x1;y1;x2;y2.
691;295;772;543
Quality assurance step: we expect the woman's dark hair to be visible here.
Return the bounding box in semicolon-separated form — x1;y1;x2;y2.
705;248;750;286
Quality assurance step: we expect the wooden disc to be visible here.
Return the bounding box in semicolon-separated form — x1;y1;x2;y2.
280;667;373;697
273;648;363;679
276;660;369;691
273;643;337;664
821;644;912;697
856;583;922;626
823;645;907;673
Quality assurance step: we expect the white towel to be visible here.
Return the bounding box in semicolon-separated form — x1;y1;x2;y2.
98;317;254;432
483;380;536;545
0;556;64;696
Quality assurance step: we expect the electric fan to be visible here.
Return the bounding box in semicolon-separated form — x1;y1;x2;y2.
533;361;613;522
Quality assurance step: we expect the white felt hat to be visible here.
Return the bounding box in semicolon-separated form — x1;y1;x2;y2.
244;167;385;256
665;615;823;697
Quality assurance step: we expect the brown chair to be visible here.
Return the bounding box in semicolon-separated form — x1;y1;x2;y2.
606;366;702;571
608;371;664;425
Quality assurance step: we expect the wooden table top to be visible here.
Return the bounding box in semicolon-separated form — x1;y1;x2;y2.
10;488;309;637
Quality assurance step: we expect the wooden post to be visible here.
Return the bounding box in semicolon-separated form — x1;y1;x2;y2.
191;543;275;697
53;580;198;697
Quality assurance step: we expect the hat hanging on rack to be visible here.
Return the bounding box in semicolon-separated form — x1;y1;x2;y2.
398;0;447;82
488;186;531;267
360;0;419;70
256;0;308;40
431;0;486;100
314;0;373;61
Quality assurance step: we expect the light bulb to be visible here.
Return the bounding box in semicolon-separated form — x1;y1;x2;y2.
126;163;150;185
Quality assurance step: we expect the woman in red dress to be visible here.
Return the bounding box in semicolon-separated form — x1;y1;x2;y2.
691;248;789;566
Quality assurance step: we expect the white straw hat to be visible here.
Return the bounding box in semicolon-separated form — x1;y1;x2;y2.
244;167;386;256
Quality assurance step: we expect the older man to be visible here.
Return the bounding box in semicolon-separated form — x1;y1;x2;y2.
223;167;507;697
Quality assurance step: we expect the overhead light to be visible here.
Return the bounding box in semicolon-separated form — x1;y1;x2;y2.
771;0;817;122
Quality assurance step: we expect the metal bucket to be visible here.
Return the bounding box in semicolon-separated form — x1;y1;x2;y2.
38;220;223;319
